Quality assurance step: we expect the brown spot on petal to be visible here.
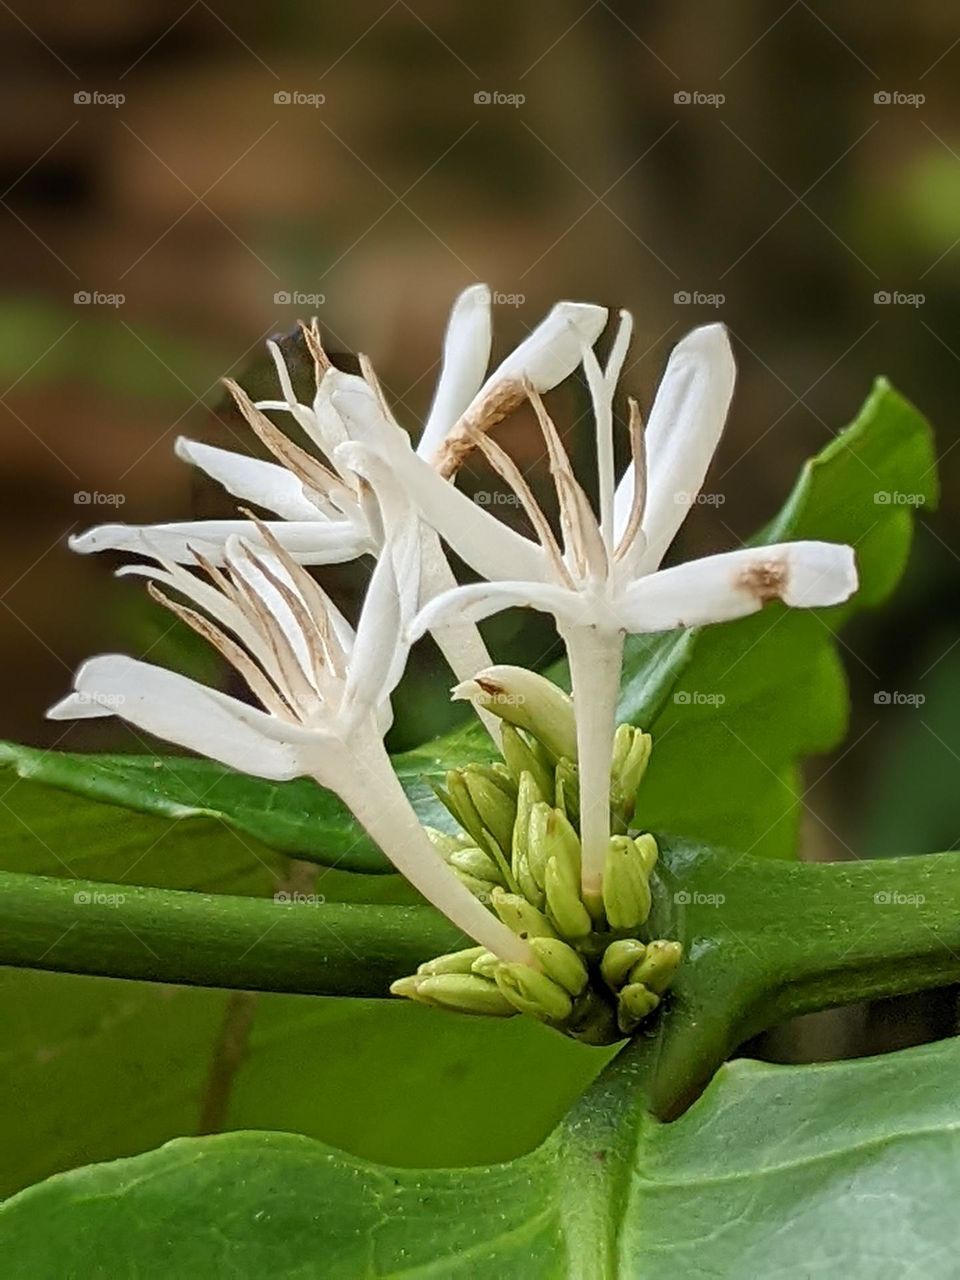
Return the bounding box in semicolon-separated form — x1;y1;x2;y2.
739;558;789;603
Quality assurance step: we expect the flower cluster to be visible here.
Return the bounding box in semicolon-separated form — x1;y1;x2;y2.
52;286;858;1041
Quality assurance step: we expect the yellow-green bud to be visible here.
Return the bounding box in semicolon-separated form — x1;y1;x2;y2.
443;771;487;848
452;665;578;762
514;849;545;909
600;939;648;990
501;725;554;799
389;975;426;1001
603;835;653;930
462;767;517;855
495;963;573;1023
633;832;659;877
416;946;488;976
470;950;501;980
610;725;652;823
491;887;558;939
544;857;593;940
617;982;660;1034
629;939;682;994
425;827;473;857
529;937;589;996
554;757;579;823
450;868;497;900
416;973;517;1017
526;801;550;888
448;846;504;885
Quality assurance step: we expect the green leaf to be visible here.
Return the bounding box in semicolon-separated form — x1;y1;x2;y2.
5;1033;959;1277
0;777;600;1196
623;379;937;858
0;730;497;878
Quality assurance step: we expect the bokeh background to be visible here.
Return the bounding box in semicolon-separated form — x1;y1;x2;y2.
0;0;958;1178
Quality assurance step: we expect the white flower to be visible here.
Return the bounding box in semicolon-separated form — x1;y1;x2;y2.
334;317;858;901
48;500;531;965
67;288;607;720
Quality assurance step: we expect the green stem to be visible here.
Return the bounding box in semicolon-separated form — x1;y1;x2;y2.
641;843;960;1118
0;870;461;996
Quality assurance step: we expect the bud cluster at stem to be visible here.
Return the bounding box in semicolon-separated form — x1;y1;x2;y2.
390;667;682;1043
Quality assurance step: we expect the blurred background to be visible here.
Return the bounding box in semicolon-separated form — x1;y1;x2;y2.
0;3;957;1068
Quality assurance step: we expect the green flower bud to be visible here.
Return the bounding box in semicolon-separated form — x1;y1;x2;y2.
501;725;554;799
491;887;558;940
633;832;659;877
448;846;505;885
416;946;488;976
617;982;660;1034
416;973;517;1017
610;725;652;823
424;827;473;857
441;771;487;848
452;665;577;762
513;771;544;854
629;939;682;994
450;868;497;901
495;963;573;1023
525;800;552;888
544;857;592;941
602;835;653;930
600;939;648;991
463;766;517;855
529;937;589;996
389;975;426;1001
470;950;501;980
554;757;579;823
514;849;545;909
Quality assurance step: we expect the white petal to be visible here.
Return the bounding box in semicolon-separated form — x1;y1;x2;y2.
417;284;492;459
474;300;608;401
411;579;590;639
616;541;858;633
343;527;409;722
175;438;320;522
614;324;736;572
333;388;549;586
69;520;373;566
47;655;320;780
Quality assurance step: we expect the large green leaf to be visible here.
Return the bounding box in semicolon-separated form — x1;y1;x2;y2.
0;730;497;878
0;779;601;1196
4;1032;959;1277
